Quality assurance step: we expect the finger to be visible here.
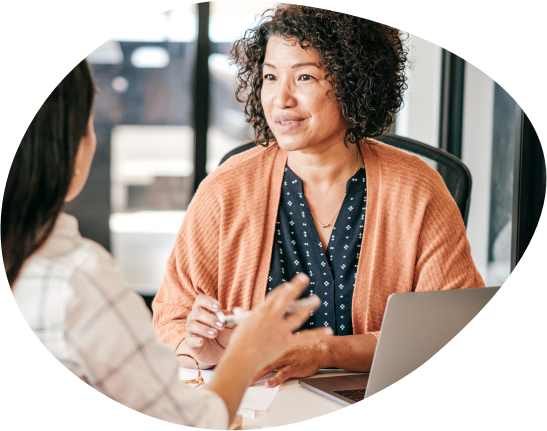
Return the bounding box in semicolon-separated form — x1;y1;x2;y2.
187;320;220;339
218;309;238;329
284;295;321;330
265;273;310;312
191;308;225;331
194;294;221;313
265;366;293;388
252;363;279;385
185;335;204;349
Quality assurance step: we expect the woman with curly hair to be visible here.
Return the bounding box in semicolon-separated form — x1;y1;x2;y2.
153;5;484;387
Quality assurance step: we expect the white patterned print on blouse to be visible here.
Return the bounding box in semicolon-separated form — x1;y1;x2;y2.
266;164;367;335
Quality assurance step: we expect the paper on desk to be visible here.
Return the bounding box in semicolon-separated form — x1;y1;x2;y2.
239;375;280;412
178;368;279;412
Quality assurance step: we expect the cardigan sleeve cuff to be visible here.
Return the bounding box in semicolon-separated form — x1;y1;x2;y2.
369;330;380;340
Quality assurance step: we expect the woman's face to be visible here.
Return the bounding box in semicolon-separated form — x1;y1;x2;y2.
261;35;349;153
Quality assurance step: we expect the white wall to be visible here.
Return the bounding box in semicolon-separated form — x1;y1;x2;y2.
395;34;442;147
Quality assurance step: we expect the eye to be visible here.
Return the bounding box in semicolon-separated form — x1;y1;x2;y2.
264;74;276;81
299;74;315;81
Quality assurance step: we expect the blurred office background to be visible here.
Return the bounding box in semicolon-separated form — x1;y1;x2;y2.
63;1;545;308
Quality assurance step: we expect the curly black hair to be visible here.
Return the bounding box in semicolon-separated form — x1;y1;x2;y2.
229;4;408;146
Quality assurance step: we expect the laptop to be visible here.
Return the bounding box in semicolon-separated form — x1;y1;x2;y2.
299;286;500;405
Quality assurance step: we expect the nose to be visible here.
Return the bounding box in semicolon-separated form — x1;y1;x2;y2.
272;80;296;109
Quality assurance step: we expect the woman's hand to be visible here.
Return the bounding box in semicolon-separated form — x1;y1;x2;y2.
252;342;327;387
224;273;333;375
179;295;235;367
205;274;333;422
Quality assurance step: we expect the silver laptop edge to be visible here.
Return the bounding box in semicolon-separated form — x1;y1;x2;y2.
299;286;500;404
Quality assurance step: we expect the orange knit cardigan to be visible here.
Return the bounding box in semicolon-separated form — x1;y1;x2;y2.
152;140;485;350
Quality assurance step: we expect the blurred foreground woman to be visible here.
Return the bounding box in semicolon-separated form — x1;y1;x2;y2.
1;60;330;429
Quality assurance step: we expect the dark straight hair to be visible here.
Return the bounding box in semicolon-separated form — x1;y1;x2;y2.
1;60;96;286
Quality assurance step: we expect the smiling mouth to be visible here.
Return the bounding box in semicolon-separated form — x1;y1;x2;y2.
276;118;305;133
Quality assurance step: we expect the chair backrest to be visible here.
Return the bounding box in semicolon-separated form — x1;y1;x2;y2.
218;142;256;166
377;134;472;226
218;134;472;226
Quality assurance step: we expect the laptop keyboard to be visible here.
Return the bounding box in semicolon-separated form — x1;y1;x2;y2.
334;388;366;402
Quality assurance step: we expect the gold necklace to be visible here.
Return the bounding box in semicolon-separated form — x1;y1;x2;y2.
309;150;361;228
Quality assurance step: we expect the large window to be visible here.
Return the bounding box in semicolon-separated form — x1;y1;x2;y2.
71;2;280;297
207;1;279;172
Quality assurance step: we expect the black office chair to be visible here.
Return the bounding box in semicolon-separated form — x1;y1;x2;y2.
218;134;472;227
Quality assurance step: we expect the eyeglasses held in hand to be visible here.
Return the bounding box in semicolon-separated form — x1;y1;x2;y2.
177;353;204;387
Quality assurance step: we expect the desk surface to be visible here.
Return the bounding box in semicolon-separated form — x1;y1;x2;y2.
241;370;360;429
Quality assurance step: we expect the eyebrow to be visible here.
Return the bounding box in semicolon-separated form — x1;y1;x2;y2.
262;62;321;69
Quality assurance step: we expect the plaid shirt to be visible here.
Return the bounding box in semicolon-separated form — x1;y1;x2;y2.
13;213;228;429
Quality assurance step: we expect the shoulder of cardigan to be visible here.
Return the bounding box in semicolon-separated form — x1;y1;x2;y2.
196;138;443;213
215;142;283;171
188;143;287;220
361;138;447;194
199;142;286;188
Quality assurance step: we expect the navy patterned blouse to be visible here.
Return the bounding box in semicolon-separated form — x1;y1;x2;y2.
266;164;367;335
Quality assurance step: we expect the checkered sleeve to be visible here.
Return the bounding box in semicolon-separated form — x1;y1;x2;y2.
64;241;228;429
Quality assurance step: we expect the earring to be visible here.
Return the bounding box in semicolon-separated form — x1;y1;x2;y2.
74;168;80;177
